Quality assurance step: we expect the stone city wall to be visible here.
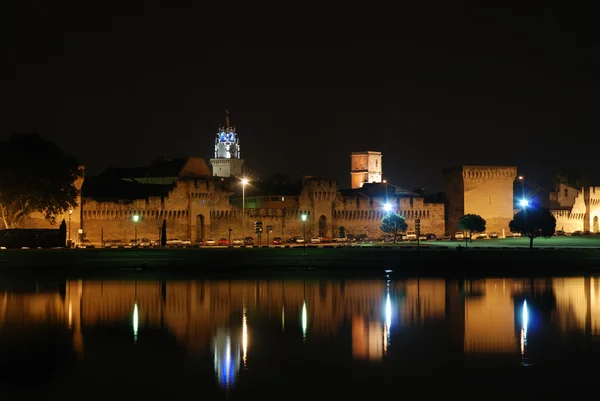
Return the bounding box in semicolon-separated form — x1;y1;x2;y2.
462;166;517;235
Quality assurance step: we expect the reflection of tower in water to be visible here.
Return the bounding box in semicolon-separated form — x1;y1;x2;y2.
213;328;241;388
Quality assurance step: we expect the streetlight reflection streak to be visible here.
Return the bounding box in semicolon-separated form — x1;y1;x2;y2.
521;300;529;366
302;301;307;340
133;303;139;342
242;305;248;368
384;285;392;355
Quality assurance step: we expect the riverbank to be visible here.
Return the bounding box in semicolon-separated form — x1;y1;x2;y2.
1;247;600;279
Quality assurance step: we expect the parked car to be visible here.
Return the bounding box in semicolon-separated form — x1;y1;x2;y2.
426;233;437;241
218;238;229;246
166;238;181;246
311;236;321;244
138;238;155;247
555;230;566;236
272;237;282;245
405;230;417;241
295;237;305;243
511;232;522;237
477;233;489;240
356;234;368;242
195;239;204;246
489;232;499;239
442;234;452;240
418;234;427;241
232;238;244;245
105;239;124;248
181;239;192;246
320;236;331;243
454;232;465;240
243;237;254;245
204;238;216;246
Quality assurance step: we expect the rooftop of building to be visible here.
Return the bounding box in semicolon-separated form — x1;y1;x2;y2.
82;175;173;202
230;175;302;198
351;151;382;155
101;157;211;180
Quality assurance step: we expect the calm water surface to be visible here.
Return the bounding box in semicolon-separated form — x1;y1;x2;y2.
2;277;600;400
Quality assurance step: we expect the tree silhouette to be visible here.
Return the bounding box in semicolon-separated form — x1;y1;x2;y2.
161;219;167;247
0;134;83;228
458;214;486;247
381;213;408;243
59;219;67;247
509;207;556;249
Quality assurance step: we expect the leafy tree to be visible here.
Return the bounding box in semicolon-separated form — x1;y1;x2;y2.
0;133;83;228
458;214;486;247
509;207;556;249
381;213;408;244
161;219;167;247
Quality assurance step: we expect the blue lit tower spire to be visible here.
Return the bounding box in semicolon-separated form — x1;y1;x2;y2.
210;110;245;177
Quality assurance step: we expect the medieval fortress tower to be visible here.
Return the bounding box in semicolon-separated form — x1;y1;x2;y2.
20;113;600;242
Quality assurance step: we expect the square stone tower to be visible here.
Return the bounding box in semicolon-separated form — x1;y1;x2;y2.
351;151;382;189
444;166;517;235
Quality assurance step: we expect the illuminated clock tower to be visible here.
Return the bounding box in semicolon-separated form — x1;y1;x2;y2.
210;110;245;178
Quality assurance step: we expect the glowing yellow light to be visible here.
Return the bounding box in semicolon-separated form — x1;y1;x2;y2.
241;178;248;185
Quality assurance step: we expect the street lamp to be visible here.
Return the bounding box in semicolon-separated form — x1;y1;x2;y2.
241;178;248;241
383;203;392;213
133;214;139;245
301;213;307;249
519;199;529;208
518;175;524;199
68;209;73;247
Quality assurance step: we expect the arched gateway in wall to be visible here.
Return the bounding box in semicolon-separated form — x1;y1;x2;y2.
319;215;327;237
196;214;206;241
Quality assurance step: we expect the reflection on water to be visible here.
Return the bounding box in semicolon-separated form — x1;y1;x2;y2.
2;277;600;398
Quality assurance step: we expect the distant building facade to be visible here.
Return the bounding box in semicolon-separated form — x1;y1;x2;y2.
444;166;517;235
549;183;600;233
350;151;382;189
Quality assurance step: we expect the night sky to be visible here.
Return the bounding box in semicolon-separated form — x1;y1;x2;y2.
7;5;600;192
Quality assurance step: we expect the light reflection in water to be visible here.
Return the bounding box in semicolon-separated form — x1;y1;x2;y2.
133;303;138;342
302;300;307;340
242;305;248;368
68;301;72;329
214;328;241;388
521;300;529;366
384;282;392;355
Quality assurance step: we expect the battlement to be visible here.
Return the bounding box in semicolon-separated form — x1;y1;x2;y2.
552;209;586;220
461;166;517;181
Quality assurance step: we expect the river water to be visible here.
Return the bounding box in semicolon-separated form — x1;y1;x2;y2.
1;276;600;400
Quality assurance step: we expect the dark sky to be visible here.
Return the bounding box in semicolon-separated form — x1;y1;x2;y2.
6;4;600;192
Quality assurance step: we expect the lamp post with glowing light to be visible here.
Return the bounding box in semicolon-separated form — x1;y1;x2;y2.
133;214;139;245
518;175;524;199
301;213;307;250
68;208;73;247
241;178;248;241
